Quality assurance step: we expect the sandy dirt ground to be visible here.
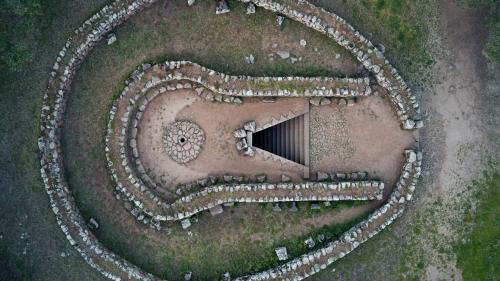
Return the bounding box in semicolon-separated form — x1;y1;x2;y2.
309;95;417;193
137;87;414;199
138;90;309;192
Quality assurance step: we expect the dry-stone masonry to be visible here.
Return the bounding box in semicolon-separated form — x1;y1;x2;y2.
38;0;423;279
163;120;205;164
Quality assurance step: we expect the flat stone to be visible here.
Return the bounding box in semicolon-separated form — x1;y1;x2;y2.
181;219;191;229
320;98;331;106
106;33;116;45
234;128;247;138
209;205;223;216
281;174;291;182
215;0;230;14
275;247;288;261
305;237;316;248
273;203;282;212
317;171;329;181
276;50;290;59
244;121;256;132
309;97;321;106
310;203;321;210
256;174;267;183
246;3;256;14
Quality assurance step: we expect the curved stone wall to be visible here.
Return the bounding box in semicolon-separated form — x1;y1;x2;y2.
38;0;423;279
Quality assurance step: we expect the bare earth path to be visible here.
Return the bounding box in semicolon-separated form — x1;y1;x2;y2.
313;0;499;280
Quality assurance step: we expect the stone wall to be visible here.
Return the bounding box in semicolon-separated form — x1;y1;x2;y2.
244;0;423;129
37;0;423;279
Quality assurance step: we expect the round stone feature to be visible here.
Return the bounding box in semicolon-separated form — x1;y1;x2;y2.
163;120;205;163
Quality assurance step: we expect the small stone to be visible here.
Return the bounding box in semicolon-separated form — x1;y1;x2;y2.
281;174;291;182
275;247;288;261
187;0;195;6
323;201;331;207
320;98;331;106
290;56;299;64
89;218;99;230
277;15;285;27
181;219;191;229
215;0;230;14
234;128;247;138
347;99;355;107
209;205;224;216
221;272;231;281
204;92;215;101
106;33;116;45
335;53;341;60
378;43;386;54
243;146;255;156
309;97;321;106
299;39;307;47
317;171;329;181
244;121;256;132
310;203;321;210
276;50;290;59
317;234;325;243
184;271;192;281
305;237;316;248
223;175;233;183
289;202;298;212
256;174;267;183
338;98;347;107
246;3;256;14
245;54;255;64
273;203;282;212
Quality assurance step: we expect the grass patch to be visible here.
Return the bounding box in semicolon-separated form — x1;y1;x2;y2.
455;158;500;281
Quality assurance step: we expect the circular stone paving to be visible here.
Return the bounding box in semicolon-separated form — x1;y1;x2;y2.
163;120;205;163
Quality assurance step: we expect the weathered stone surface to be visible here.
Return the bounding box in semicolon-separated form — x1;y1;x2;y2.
309;97;321;106
181;219;191;229
275;247;288;261
244;121;256;132
320;98;331;106
234;128;247;138
310;203;321;210
305;237;316;249
281;174;291;182
273;203;282;212
106;33;116;45
276;50;290;59
164;120;205;164
209;205;224;216
300;39;307;47
317;172;329;181
245;54;255;64
215;0;230;14
246;3;256;14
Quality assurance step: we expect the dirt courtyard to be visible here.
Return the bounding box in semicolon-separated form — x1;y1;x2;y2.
137;89;416;196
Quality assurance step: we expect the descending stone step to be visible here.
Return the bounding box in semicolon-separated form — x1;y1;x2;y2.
253;115;306;164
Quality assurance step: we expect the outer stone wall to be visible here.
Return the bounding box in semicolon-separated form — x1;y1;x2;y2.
38;0;423;279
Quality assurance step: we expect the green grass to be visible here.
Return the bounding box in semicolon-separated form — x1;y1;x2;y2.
456;159;500;281
313;0;437;88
